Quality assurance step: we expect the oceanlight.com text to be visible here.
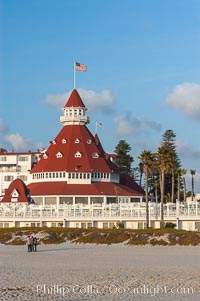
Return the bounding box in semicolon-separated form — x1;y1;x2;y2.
36;284;194;297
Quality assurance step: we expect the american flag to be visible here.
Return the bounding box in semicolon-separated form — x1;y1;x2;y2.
75;62;87;72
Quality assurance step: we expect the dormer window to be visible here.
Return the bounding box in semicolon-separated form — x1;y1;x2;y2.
53;139;56;144
92;152;99;158
62;138;67;144
43;153;48;159
87;139;92;144
11;189;19;198
75;151;82;158
75;138;80;143
56;152;63;158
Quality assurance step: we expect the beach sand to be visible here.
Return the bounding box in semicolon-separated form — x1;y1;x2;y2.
0;242;199;301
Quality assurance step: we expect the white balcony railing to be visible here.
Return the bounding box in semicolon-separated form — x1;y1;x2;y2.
1;202;200;220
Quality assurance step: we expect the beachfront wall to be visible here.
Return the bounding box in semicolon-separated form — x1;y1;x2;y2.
1;201;200;231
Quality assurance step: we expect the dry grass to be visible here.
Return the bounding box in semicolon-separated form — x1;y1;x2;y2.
0;227;200;246
75;230;129;244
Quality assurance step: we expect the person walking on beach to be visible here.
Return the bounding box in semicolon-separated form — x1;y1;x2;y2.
26;236;31;252
30;236;34;252
33;237;38;252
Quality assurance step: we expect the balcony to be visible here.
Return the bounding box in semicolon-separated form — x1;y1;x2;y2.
60;115;90;124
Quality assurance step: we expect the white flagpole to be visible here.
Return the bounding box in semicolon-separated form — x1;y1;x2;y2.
95;121;98;134
95;122;102;134
73;61;76;89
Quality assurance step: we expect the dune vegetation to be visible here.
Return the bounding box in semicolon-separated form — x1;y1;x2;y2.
0;227;200;246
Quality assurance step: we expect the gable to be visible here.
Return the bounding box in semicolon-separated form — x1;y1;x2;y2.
1;179;30;203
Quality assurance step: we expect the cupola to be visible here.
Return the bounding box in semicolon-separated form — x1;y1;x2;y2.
60;89;90;126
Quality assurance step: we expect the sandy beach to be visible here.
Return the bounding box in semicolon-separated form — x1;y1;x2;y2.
0;242;200;301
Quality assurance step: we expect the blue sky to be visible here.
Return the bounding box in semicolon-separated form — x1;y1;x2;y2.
1;0;200;191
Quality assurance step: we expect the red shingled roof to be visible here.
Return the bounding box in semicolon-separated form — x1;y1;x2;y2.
2;179;30;203
64;89;85;108
120;174;145;195
94;133;105;154
31;124;118;173
28;181;144;196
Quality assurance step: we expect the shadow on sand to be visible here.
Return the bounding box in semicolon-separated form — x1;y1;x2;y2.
36;246;89;253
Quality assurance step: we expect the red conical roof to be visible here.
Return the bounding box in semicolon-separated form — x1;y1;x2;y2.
64;89;85;108
31;125;118;173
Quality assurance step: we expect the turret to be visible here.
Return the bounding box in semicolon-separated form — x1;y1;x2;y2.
60;89;90;126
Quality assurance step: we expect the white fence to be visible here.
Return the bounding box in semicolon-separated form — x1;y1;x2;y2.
1;202;200;219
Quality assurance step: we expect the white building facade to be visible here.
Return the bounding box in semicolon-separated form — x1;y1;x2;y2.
0;151;40;200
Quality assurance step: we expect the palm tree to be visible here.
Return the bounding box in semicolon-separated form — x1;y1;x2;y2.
171;168;175;203
177;169;181;202
178;168;187;202
153;179;159;204
138;162;144;187
190;169;196;201
138;150;156;228
170;165;179;203
157;145;173;227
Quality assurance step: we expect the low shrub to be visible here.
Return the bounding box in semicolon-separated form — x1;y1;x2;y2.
0;227;200;246
116;222;125;229
129;240;147;246
0;233;13;244
150;239;168;246
165;222;176;229
10;238;26;245
40;232;65;244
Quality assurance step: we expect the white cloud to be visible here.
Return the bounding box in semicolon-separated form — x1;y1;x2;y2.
4;133;43;151
78;88;115;114
177;140;200;160
42;93;67;109
166;83;200;120
4;133;31;151
113;113;161;136
42;88;115;114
